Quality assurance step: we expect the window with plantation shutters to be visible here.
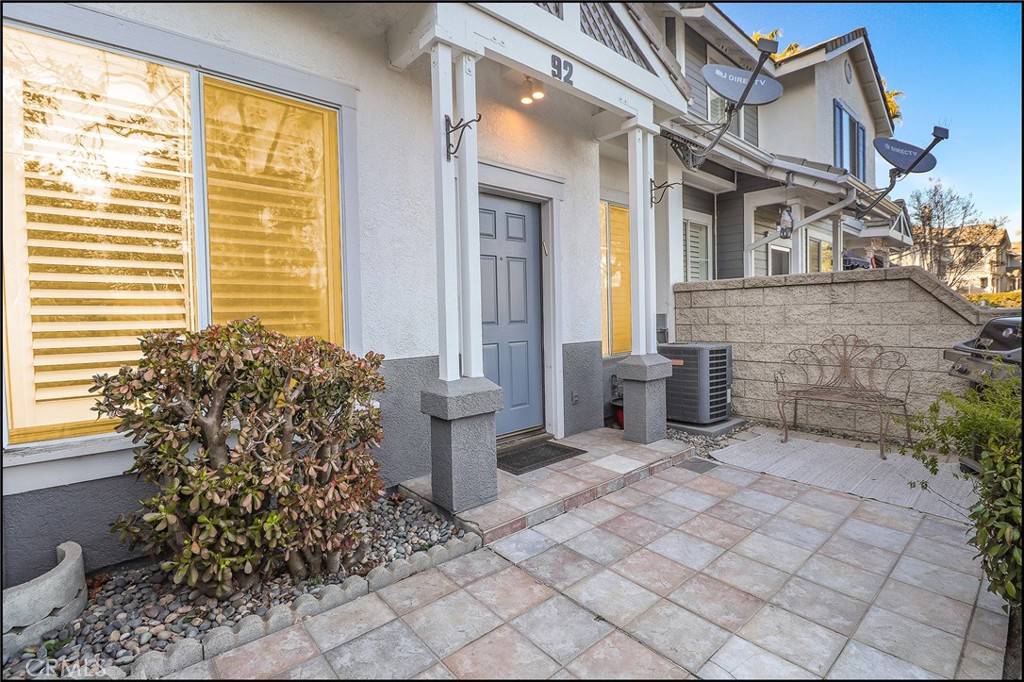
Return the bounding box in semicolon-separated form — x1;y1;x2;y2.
685;220;711;281
2;26;196;444
2;25;344;445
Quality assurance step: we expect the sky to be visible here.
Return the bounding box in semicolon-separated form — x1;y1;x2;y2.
717;2;1023;241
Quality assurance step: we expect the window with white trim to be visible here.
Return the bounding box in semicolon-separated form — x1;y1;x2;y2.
706;46;741;138
833;99;866;181
683;213;712;282
2;24;345;444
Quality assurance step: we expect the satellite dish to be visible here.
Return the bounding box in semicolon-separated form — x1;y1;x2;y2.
701;63;783;106
874;137;937;174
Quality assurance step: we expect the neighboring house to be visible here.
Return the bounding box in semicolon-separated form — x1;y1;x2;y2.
895;225;1017;293
0;2;911;584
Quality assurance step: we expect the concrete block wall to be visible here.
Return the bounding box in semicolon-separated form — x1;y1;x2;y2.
674;267;1014;440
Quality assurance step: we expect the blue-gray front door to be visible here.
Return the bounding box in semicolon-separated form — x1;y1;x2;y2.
479;194;544;436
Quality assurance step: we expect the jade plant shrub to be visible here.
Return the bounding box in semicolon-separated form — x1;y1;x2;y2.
902;365;1021;675
92;317;385;598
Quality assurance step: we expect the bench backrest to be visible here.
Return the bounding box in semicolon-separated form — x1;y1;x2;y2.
782;334;909;396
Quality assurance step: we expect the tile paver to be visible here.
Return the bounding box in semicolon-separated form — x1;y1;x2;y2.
323;619;438;679
463;566;555;620
626;598;731;672
488;528;555;563
563;569;660;627
701;635;817;679
377;569;459;616
435;548;511;586
442;625;561;679
304;593;397;652
518;545;603;591
610;548;694;597
509;596;614;665
401;590;503;659
827;639;941;679
194;431;1001;681
739;604;847;676
564;631;689;679
853;606;964;677
731;531;813;573
564;527;640;566
668;573;765;632
770;575;869;636
213;625;318;679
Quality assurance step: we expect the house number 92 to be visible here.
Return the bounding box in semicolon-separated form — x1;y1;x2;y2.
551;55;574;85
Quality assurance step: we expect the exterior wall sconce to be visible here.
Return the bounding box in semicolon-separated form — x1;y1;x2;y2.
520;77;535;105
777;206;795;239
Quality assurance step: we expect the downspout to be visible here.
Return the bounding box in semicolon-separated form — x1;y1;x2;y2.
713;192;719;279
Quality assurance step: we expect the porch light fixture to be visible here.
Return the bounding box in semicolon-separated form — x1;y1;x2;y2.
520;77;535;105
531;78;545;100
777;206;795;239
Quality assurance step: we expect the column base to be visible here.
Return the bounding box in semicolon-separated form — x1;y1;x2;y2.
421;377;503;513
617;354;672;444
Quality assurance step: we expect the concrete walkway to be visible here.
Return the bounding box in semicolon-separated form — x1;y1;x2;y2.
164;458;1008;679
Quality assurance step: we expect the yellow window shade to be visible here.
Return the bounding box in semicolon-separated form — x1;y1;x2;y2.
598;202;632;356
608;204;632;355
2;26;195;444
203;78;342;344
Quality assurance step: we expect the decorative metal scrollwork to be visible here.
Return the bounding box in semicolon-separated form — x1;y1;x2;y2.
445;113;482;161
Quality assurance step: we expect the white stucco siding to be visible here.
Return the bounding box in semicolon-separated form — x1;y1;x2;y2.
758;68;817;161
815;54;878;186
79;3;606;355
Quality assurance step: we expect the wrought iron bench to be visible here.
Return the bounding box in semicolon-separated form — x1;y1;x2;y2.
773;334;912;459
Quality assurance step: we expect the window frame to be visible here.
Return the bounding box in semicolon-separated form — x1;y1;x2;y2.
2;4;361;449
683;209;714;282
706;45;743;139
833;98;866;181
769;244;791;276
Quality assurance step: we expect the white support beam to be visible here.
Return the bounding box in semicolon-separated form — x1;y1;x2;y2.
789;201;806;274
431;43;460;381
387;3;439;70
642;130;657;354
455;52;483;378
832;214;844;272
627;126;648;356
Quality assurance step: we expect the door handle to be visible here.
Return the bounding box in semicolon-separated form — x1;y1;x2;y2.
542;240;550;256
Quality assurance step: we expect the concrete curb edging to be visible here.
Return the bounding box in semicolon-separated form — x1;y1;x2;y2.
105;532;482;679
2;542;88;656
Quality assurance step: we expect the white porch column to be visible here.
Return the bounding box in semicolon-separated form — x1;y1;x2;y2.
657;156;685;342
831;214;844;272
430;43;460;381
789;201;806;274
626;126;651;356
620;124;671;444
455;52;483;378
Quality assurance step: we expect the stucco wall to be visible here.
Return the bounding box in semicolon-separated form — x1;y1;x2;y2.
758;68;816;161
674;267;999;440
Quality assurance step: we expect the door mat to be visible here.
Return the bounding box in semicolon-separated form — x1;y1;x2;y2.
497;441;588;476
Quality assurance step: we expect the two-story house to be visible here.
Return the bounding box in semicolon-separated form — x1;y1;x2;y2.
1;2;911;584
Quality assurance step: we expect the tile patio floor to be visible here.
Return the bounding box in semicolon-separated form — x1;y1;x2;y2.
165;431;1008;680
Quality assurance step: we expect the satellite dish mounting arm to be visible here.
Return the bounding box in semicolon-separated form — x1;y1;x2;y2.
856;126;949;219
678;38;778;171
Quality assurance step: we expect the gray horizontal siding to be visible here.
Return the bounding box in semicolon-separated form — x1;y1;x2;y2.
683;185;714;215
744;106;758;147
714;174;781;279
685;26;708;120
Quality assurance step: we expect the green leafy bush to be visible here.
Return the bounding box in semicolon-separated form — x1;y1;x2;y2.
93;317;385;597
903;366;1022;610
